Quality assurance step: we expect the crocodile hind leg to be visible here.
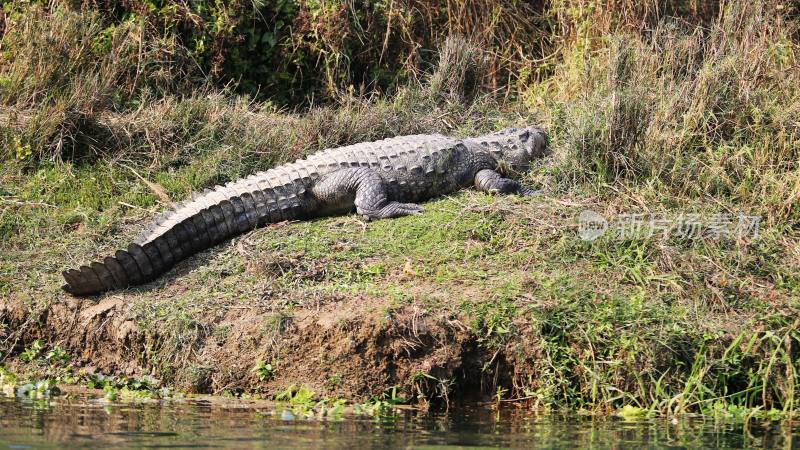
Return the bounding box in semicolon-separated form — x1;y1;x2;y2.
474;169;541;196
312;167;424;221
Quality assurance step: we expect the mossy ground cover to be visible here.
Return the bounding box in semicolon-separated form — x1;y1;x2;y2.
1;0;799;420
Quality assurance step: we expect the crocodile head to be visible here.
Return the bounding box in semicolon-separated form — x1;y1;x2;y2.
470;126;550;176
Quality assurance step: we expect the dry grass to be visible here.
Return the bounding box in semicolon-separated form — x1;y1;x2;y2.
532;1;800;224
0;5;196;161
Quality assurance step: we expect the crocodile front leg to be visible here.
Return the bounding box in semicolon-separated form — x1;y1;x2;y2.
474;169;541;196
312;167;424;220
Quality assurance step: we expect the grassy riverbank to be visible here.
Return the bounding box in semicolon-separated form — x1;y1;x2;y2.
1;1;799;418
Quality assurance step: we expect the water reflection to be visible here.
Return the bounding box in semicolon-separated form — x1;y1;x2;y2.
0;394;796;449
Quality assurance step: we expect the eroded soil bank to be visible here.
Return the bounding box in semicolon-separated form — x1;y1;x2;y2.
1;290;506;402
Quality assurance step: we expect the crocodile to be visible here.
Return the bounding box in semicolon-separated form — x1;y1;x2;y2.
62;126;550;296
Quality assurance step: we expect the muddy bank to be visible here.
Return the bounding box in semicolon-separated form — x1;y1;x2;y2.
1;292;526;403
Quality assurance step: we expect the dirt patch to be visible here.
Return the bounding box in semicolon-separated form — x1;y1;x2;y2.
1;292;512;403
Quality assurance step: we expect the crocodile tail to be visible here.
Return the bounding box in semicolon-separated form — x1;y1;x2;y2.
61;203;239;296
62;223;200;296
61;185;305;296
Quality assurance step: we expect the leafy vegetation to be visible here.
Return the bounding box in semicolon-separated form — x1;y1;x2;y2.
274;384;346;417
254;360;275;381
0;0;555;105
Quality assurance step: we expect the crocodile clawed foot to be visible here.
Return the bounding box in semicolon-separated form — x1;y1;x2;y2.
519;186;542;197
395;202;425;214
361;202;425;220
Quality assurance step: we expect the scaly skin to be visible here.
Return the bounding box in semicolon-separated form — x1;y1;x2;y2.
62;126;550;296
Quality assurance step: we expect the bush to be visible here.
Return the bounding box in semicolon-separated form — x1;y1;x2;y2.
0;4;195;161
535;2;800;223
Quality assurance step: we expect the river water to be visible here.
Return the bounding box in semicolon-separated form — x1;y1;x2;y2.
0;394;797;449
